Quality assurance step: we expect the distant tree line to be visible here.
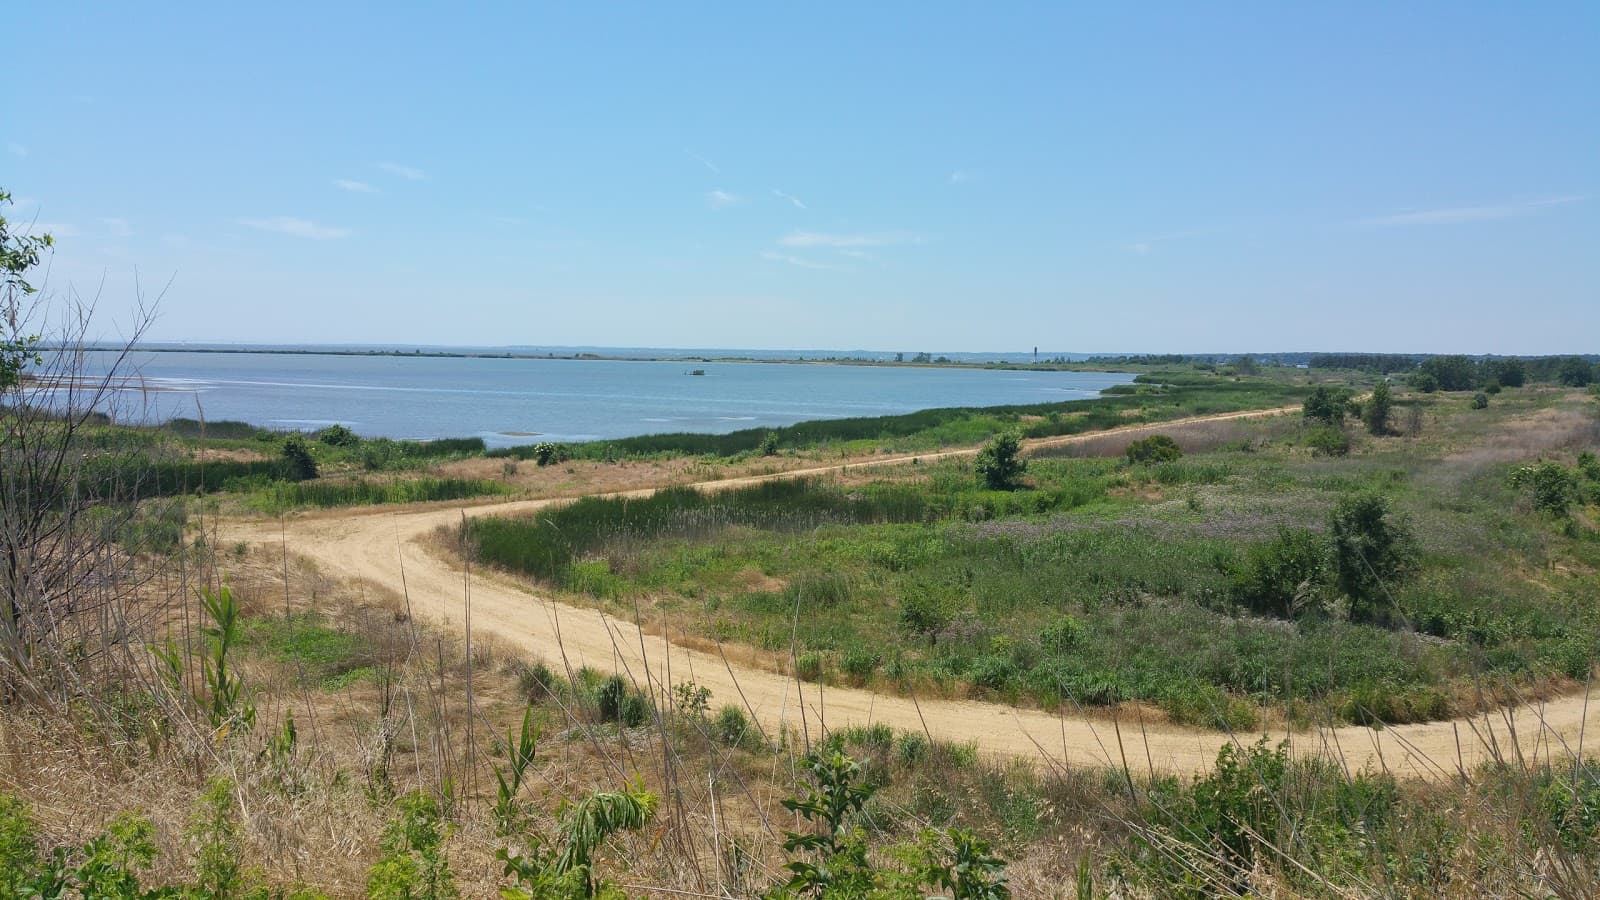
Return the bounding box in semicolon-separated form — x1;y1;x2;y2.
1306;353;1423;373
1311;353;1598;391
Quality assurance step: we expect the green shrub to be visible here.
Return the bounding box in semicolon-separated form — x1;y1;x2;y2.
1125;434;1182;464
189;777;250;897
1511;461;1579;515
1471;392;1489;409
840;647;882;683
796;652;825;683
1301;386;1351;424
368;791;456;899
1230;529;1328;618
281;434;319;480
975;431;1027;490
314;423;360;446
594;675;649;725
1306;425;1350;457
1330;494;1419;623
1040;615;1085;653
895;732;930;766
529;441;569;466
712;704;756;748
1363;380;1393;435
968;655;1017;692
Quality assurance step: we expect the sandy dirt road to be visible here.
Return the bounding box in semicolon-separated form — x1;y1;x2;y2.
219;407;1600;779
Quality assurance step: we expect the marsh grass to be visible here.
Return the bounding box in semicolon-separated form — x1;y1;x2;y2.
242;476;511;513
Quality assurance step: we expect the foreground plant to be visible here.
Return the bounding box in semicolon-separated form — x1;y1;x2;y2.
498;780;658;899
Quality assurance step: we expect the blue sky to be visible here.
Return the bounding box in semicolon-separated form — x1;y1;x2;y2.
6;3;1597;353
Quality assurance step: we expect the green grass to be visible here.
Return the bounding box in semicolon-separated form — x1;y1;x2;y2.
238;612;376;690
242;476;511;513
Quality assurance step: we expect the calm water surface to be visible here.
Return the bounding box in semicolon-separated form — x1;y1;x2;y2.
80;352;1130;447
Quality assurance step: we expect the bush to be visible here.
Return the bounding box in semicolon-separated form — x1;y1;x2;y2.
757;431;780;456
594;675;648;725
898;592;954;646
840;646;882;683
368;791;455;900
1126;434;1182;464
1330;494;1419;623
1306;425;1350;457
1483;379;1502;395
1040;615;1085;653
968;655;1017;691
796;652;824;682
975;431;1027;490
314;423;360;446
1409;371;1439;393
712;704;756;748
281;434;319;480
1471;392;1489;409
1511;461;1579;515
1301;386;1351;424
529;441;568;466
1230;529;1327;618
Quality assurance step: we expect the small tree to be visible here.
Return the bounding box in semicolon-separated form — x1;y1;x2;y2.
1363;381;1393;435
1329;494;1418;623
975;431;1026;490
1471;392;1489;410
281;435;319;480
1409;371;1439;393
1301;386;1350;425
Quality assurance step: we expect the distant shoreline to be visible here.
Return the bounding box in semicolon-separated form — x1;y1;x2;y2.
71;345;1132;374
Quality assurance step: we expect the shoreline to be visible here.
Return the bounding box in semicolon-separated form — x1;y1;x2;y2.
63;344;1134;373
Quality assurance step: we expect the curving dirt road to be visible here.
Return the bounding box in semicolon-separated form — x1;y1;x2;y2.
219;408;1600;779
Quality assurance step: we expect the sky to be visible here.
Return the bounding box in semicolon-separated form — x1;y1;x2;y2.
5;3;1597;354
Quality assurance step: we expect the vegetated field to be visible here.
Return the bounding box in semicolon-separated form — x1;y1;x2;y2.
466;383;1600;731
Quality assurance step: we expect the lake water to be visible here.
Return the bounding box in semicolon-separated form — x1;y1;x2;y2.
75;351;1131;446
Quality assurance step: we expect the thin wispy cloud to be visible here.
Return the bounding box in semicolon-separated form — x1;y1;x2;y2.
1358;195;1580;226
760;250;841;271
949;170;974;185
235;216;351;240
778;230;923;248
772;189;807;210
6;142;26;158
1121;226;1217;255
686;150;720;174
706;189;741;209
334;178;379;193
376;162;426;181
98;217;133;237
837;249;875;261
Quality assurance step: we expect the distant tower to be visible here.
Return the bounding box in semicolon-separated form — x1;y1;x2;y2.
1033;346;1038;364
